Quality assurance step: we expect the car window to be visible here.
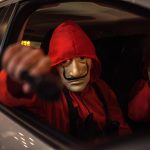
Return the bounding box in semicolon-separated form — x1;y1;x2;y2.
5;0;150;147
0;4;15;45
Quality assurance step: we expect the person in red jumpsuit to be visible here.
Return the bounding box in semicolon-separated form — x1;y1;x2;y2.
0;21;131;140
128;47;150;122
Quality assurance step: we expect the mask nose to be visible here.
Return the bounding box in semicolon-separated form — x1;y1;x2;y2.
69;59;81;77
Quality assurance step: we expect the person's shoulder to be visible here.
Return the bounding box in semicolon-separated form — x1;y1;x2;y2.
130;79;149;98
95;78;111;89
94;79;117;102
94;79;115;97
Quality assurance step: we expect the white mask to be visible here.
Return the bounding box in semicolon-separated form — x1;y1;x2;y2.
57;57;92;92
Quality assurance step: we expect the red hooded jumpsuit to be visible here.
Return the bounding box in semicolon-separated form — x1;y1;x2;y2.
0;21;131;139
128;49;150;122
128;80;150;121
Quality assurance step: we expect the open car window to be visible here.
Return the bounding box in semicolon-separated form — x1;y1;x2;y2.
0;0;150;149
0;4;15;46
20;0;150;144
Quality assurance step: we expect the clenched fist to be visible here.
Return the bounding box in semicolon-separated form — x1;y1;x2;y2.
2;43;51;93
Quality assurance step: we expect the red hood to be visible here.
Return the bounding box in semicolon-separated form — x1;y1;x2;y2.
48;20;101;80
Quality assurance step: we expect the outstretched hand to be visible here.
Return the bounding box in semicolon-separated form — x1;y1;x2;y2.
2;43;51;93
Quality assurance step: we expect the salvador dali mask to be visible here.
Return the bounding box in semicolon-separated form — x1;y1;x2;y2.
57;57;92;92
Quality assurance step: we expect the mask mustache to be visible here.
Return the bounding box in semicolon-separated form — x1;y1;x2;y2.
63;63;89;81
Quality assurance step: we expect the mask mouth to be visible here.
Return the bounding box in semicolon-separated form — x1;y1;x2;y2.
63;63;89;81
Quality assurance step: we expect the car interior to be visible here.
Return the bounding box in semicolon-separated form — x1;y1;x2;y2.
1;1;150;149
22;1;150;118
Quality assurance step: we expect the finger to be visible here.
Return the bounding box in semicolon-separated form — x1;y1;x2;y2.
2;43;23;69
22;83;31;93
29;56;51;76
14;48;45;79
6;46;32;78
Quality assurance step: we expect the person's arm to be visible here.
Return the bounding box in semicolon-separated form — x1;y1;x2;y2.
0;70;36;107
0;43;51;107
128;80;150;121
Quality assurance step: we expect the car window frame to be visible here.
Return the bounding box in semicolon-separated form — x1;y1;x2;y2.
0;0;150;149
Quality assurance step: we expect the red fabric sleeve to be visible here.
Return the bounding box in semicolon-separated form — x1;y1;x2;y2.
97;79;132;136
0;70;52;123
128;80;150;121
0;70;69;132
0;70;37;107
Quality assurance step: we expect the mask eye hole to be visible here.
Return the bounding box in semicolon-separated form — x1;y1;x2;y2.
79;57;86;63
80;57;85;60
61;59;71;67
